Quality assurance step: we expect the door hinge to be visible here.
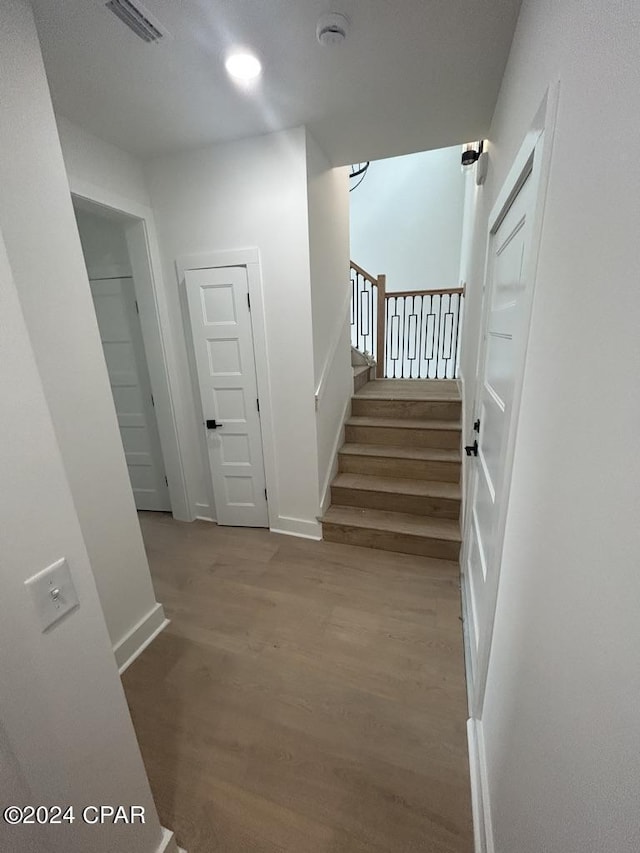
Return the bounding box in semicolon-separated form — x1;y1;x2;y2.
473;418;480;433
247;292;251;310
135;300;139;314
164;476;168;486
256;397;260;412
264;488;267;500
150;393;155;407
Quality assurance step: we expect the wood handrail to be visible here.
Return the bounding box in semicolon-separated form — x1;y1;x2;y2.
386;287;465;298
350;260;378;285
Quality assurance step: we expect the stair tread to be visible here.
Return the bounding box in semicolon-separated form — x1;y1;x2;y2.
347;416;461;431
323;506;462;541
354;380;459;401
331;473;461;499
339;443;460;462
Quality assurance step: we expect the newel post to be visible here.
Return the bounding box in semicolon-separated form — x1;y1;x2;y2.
376;274;386;378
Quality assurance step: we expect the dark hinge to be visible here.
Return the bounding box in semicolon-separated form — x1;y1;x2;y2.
135;300;139;314
150;393;155;406
473;418;480;433
256;398;260;412
247;292;251;310
264;488;267;500
164;476;168;486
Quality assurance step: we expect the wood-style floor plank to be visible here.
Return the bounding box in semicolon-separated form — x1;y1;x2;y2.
122;513;473;853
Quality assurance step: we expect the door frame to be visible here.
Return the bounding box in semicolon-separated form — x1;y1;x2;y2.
176;248;276;529
462;82;560;719
69;183;191;521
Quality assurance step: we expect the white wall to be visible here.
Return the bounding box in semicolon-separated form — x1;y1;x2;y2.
58;118;193;525
460;0;640;850
350;146;465;291
0;160;166;853
144;129;322;536
57;114;151;208
75;206;133;279
0;0;163;658
306;131;353;511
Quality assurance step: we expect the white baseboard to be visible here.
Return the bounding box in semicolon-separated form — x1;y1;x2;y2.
195;502;215;522
270;515;322;540
156;826;186;853
319;395;351;516
115;602;169;673
467;717;494;853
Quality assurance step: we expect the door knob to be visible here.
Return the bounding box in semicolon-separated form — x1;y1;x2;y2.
465;440;478;457
206;419;223;429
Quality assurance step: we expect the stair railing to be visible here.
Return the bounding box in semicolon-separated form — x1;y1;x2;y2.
350;261;464;379
350;261;386;378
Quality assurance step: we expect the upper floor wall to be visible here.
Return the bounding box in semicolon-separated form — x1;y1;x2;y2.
350;145;466;291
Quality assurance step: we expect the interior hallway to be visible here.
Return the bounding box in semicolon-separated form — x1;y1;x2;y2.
122;512;472;852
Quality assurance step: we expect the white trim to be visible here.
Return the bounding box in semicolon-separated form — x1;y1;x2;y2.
176;248;278;530
115;602;169;673
177;247;259;271
466;718;494;853
271;516;322;540
156;827;186;853
461;81;560;718
460;572;475;716
68;178;192;521
315;288;351;409
195;502;216;523
319;394;351;515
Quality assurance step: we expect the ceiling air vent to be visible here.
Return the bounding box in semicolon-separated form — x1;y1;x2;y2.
105;0;168;43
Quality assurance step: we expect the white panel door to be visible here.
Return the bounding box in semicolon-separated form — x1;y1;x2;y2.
465;168;534;691
90;277;170;512
185;266;268;527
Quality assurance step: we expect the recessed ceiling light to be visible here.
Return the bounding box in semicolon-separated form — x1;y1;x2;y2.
225;52;262;81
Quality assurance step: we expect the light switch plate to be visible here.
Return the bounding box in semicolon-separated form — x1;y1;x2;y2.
25;557;79;632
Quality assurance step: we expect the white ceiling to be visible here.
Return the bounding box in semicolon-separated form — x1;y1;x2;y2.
32;0;521;166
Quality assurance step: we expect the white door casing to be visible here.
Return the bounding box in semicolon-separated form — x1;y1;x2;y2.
459;84;559;853
90;277;171;512
184;265;268;527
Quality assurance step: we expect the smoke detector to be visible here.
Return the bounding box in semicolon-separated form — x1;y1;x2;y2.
316;13;350;47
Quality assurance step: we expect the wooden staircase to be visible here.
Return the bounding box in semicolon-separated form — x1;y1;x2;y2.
322;380;462;562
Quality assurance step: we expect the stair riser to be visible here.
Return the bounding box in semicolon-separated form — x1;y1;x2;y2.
330;486;460;519
322;522;460;561
352;398;461;420
339;454;460;483
345;424;460;449
353;369;370;393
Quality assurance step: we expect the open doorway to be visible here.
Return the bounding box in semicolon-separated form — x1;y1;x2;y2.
73;198;171;512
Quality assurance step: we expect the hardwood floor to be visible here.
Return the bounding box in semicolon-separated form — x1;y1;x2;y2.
122;512;473;853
